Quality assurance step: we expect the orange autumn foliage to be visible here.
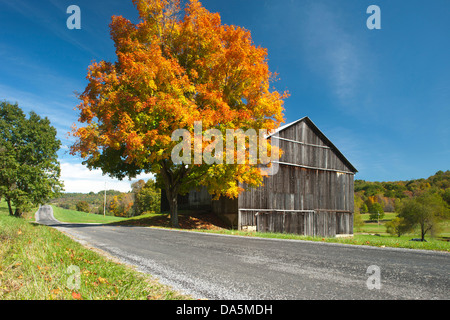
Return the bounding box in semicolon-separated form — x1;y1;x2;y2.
70;0;288;226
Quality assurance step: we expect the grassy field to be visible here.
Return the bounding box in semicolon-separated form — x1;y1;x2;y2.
357;212;398;234
354;212;448;236
0;201;191;300
52;206;125;224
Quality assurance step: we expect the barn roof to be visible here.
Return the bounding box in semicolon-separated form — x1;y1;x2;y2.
269;117;358;174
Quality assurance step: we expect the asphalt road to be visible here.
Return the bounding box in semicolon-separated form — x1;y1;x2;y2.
36;206;449;300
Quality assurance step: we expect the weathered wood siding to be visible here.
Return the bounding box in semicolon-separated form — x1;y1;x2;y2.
275;120;354;173
239;209;353;237
239;167;354;212
238;118;356;237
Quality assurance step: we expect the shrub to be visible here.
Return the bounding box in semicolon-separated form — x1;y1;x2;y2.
76;201;90;213
385;217;409;237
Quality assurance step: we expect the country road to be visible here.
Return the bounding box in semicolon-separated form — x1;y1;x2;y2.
36;207;449;300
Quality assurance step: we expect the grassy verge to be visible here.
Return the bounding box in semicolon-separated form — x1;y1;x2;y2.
0;202;191;300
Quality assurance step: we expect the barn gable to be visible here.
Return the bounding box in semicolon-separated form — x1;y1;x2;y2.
271;117;357;174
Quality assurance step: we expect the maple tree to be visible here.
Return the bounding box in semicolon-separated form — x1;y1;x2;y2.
108;193;134;217
70;0;287;227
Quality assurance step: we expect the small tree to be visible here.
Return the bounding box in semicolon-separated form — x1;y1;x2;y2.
398;192;449;241
369;202;384;221
353;198;364;231
353;212;364;232
360;203;368;214
133;179;161;215
109;193;134;217
76;200;90;213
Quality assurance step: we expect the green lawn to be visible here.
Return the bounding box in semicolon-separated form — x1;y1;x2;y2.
357;212;394;235
351;212;450;251
356;212;450;237
51;206;125;224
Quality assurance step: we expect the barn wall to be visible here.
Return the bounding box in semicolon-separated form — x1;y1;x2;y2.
188;187;212;211
239;166;354;212
212;196;239;227
238;209;353;237
237;119;356;237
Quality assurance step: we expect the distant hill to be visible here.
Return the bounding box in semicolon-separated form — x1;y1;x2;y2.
355;170;450;212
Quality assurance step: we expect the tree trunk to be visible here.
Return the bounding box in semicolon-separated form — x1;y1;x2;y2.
160;161;192;228
161;182;180;228
14;207;22;218
168;193;179;228
419;221;426;241
6;198;13;216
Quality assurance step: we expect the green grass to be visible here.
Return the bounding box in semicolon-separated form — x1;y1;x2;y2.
51;206;126;224
356;212;450;240
0;201;191;300
357;212;396;234
360;212;398;222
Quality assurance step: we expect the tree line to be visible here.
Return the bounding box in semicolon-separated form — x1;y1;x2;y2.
52;179;161;217
354;170;450;240
355;170;450;214
0;100;161;219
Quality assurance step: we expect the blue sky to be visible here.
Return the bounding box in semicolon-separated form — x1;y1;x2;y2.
0;0;449;193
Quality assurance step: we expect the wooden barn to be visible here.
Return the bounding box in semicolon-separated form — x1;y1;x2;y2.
161;117;357;237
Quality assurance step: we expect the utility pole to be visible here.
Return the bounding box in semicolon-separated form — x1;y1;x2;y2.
103;182;106;217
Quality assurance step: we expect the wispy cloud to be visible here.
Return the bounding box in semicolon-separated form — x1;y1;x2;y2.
300;2;367;108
